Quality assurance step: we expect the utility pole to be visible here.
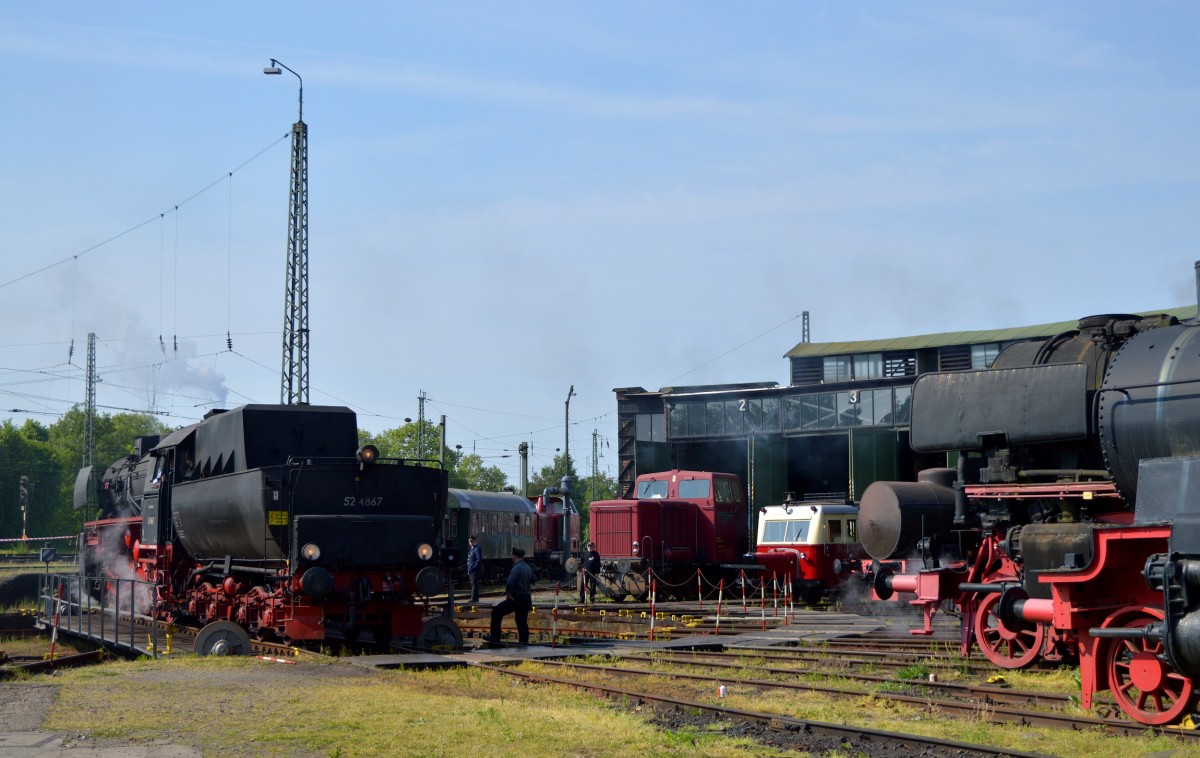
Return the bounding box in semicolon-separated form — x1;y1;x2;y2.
417;390;428;459
265;59;310;405
19;476;29;541
438;414;446;467
85;332;97;515
591;429;600;502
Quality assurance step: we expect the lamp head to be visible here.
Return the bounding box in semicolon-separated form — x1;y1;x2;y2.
263;65;282;75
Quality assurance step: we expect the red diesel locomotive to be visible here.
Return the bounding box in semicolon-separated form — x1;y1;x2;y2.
589;469;863;603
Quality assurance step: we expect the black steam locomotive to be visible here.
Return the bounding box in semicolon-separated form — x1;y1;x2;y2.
860;262;1200;724
76;404;458;654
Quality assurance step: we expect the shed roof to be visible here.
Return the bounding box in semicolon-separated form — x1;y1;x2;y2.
784;306;1196;359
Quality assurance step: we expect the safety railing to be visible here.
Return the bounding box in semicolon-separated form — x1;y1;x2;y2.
38;573;160;658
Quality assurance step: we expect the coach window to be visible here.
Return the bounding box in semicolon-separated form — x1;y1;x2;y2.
512;514;520;535
827;520;843;543
847;519;857;541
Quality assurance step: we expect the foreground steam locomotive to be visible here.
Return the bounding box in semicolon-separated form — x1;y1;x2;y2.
75;404;457;654
861;261;1200;724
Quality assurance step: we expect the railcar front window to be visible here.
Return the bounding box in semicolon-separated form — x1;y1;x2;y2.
762;520;811;543
638;480;669;499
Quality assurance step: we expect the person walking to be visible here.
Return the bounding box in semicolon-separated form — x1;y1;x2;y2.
579;541;601;604
488;547;536;646
466;535;483;604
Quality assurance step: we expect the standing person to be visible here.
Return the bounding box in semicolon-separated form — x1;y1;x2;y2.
466;536;483;604
579;541;601;604
488;547;535;646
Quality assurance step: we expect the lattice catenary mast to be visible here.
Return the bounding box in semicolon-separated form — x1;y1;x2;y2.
265;59;309;405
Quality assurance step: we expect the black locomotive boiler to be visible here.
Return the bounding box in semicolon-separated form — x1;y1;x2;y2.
76;403;458;654
860;261;1200;724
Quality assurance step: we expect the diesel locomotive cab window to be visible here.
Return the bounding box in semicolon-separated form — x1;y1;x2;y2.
762;520;810;543
677;479;711;499
638;480;669;499
714;477;740;504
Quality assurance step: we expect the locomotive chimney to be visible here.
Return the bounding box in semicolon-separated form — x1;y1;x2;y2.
1194;260;1200;319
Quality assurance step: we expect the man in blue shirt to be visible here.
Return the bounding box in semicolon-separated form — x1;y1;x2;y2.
488;547;536;646
466;536;483;603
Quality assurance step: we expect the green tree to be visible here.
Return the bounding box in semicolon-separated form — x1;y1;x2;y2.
527;452;619;541
449;453;508;491
361;421;510;491
0;419;63;539
44;407;169;529
362;419;448;463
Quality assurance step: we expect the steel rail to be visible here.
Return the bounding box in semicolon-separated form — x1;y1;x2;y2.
477;661;1045;757
526;657;1200;740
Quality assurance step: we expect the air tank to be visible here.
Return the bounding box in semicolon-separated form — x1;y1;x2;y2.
858;470;957;561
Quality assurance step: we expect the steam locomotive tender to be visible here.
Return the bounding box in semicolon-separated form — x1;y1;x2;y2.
860;261;1200;724
77;404;455;654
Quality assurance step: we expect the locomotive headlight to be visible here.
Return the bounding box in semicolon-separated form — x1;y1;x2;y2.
357;444;380;466
417;543;434;561
302;543;321;561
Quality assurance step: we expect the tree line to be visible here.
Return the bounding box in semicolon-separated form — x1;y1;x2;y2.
0;409;617;543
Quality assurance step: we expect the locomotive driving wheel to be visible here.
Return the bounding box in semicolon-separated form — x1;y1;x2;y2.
974;592;1045;669
417;616;463;651
1104;607;1196;725
194;621;253;656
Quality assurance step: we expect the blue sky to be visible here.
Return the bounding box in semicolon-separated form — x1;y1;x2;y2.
1;3;1198;484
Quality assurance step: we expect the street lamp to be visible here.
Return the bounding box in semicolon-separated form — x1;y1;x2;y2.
263;59;303;123
564;385;576;466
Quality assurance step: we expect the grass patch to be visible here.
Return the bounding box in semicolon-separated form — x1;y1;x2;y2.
43;656;781;757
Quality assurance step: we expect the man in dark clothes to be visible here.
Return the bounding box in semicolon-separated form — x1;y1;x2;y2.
489;547;535;645
579;541;601;604
466;535;483;603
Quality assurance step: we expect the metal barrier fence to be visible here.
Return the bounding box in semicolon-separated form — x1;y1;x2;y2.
38;573;160;658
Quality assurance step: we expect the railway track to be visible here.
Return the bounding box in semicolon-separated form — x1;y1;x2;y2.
501;654;1200;742
479;660;1042;757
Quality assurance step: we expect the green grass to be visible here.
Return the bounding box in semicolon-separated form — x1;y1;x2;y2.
38;656;787;758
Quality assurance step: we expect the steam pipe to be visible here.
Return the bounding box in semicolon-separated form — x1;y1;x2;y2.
543;476;575;565
953;456;967;527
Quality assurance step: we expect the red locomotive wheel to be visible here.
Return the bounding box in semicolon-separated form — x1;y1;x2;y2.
1104;608;1196;725
974;592;1044;669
